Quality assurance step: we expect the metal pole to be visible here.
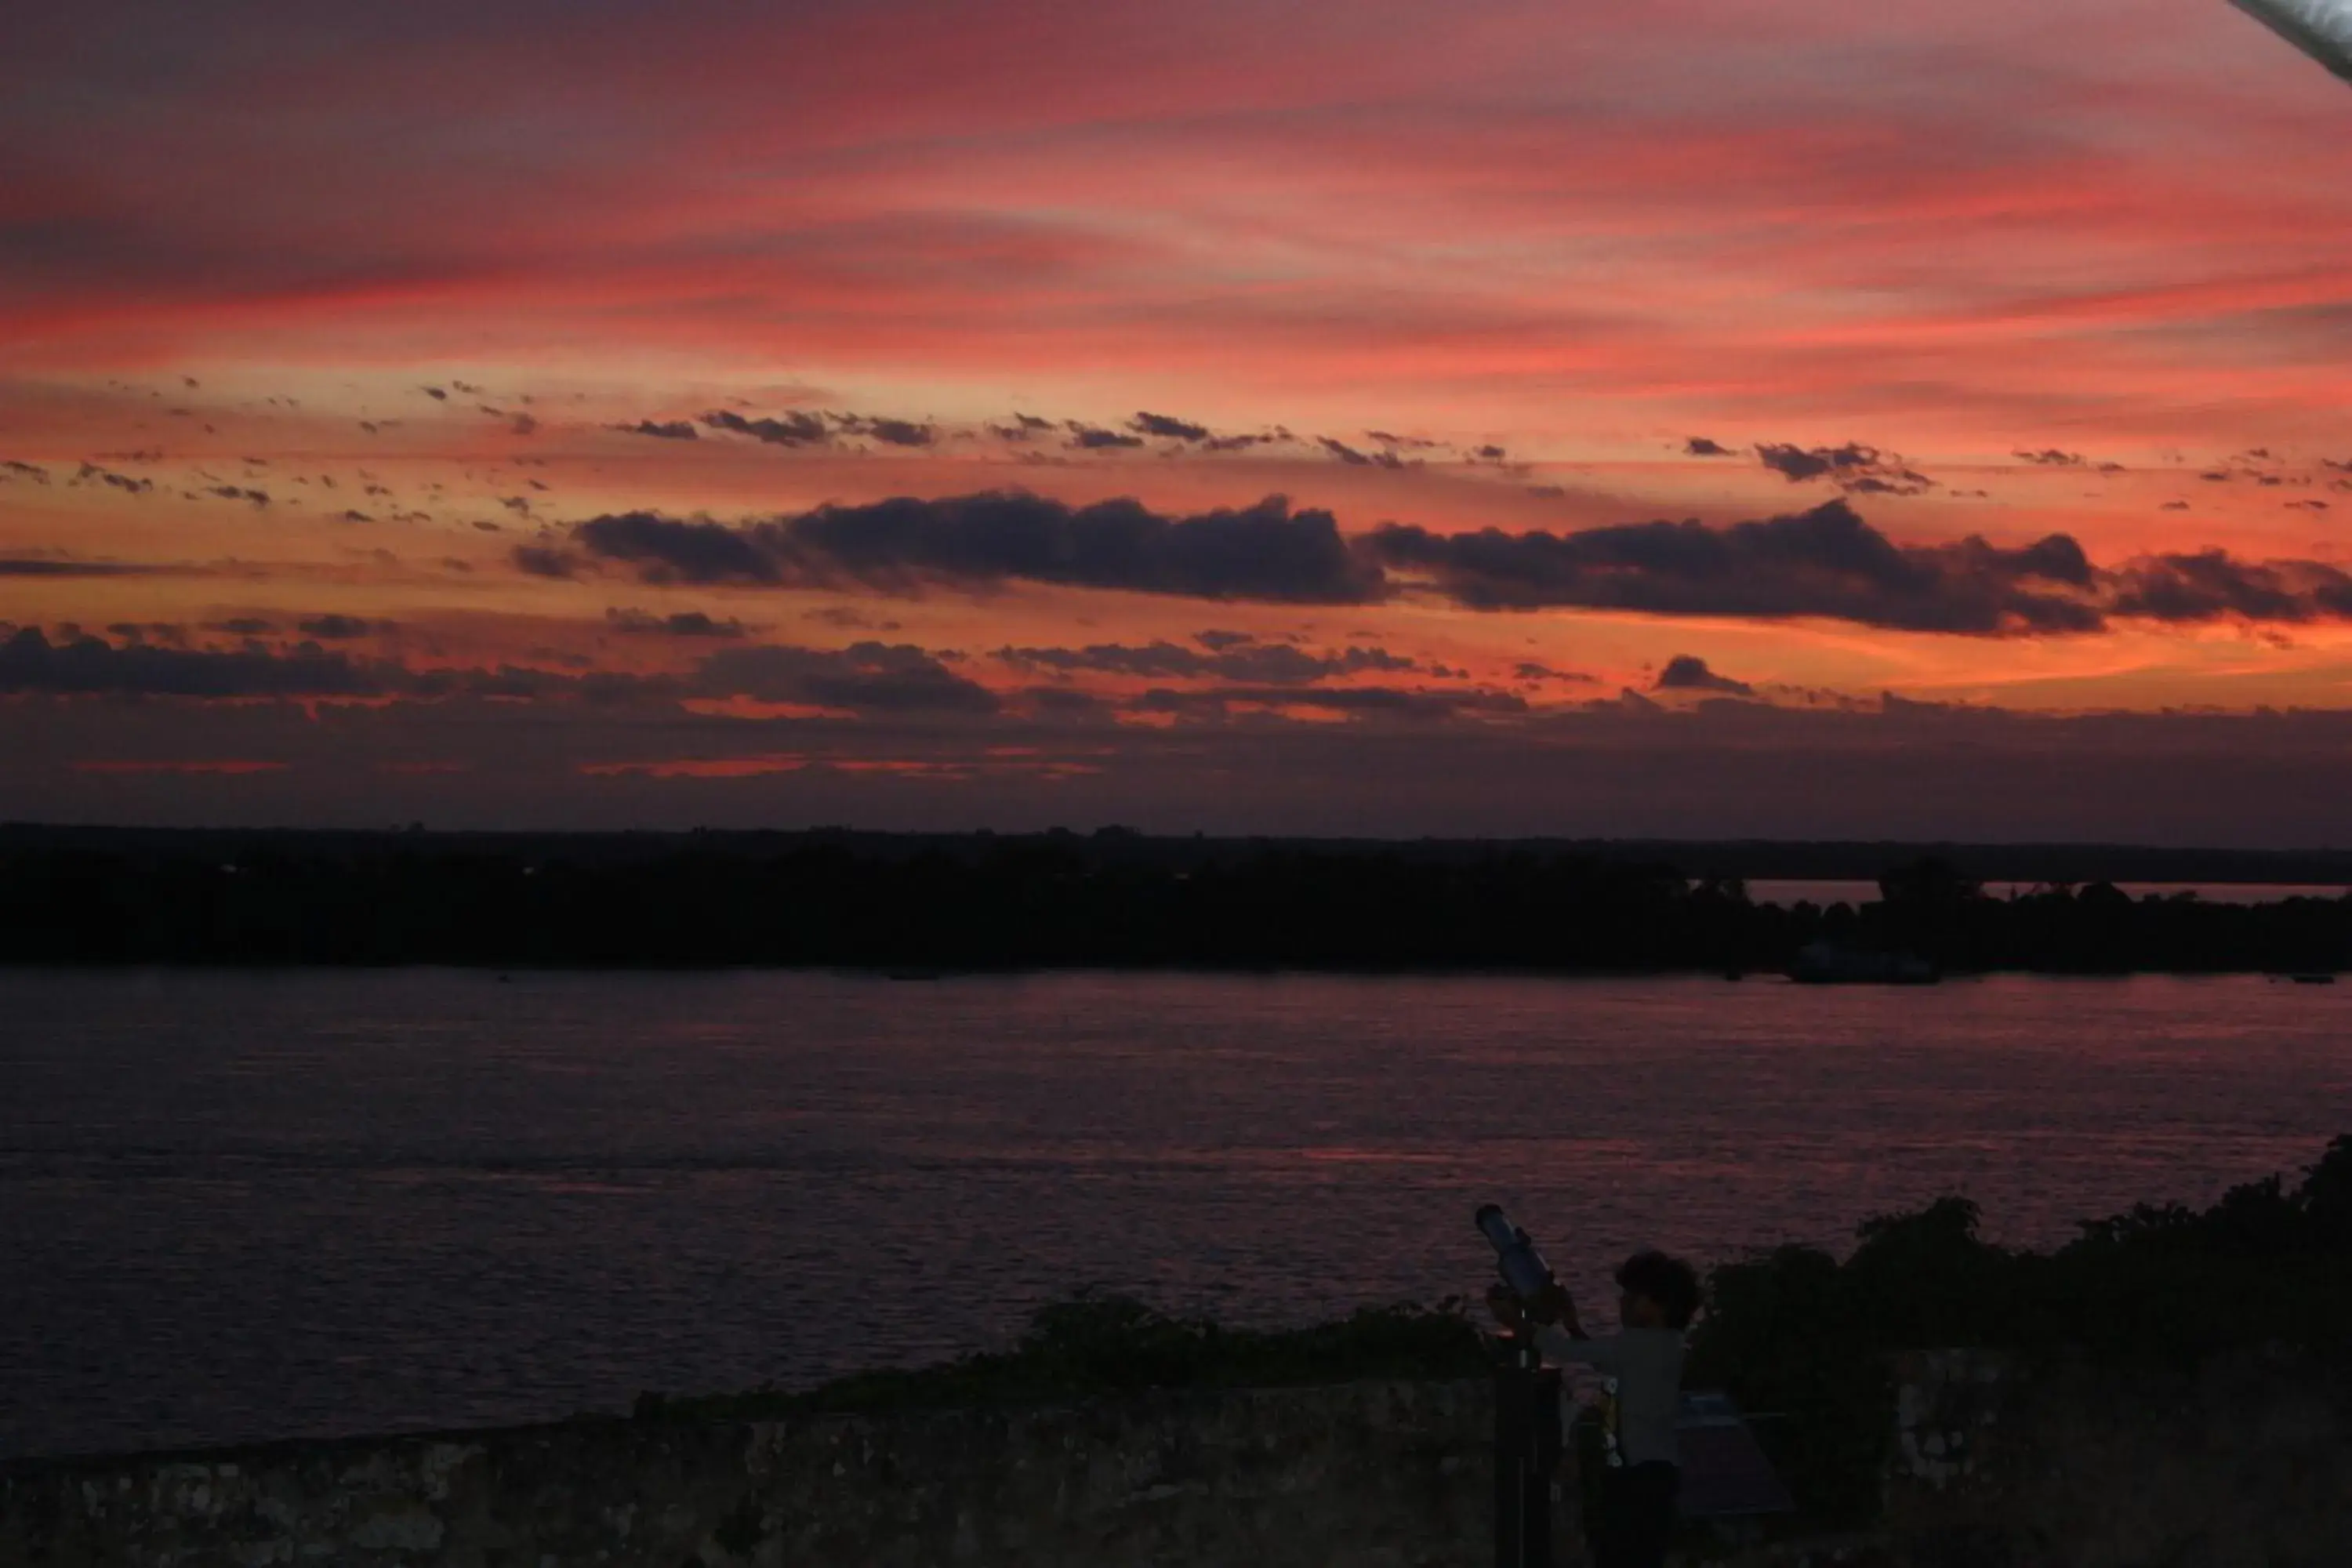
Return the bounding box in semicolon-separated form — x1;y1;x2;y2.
1494;1329;1558;1568
1494;1332;1526;1568
1527;1360;1560;1568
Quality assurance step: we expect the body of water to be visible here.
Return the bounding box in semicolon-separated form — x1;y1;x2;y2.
4;968;2347;1459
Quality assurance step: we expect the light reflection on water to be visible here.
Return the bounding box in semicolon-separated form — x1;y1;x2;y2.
2;967;2347;1457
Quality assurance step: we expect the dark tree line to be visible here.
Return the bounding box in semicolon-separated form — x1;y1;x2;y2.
1690;1135;2352;1521
0;828;2345;971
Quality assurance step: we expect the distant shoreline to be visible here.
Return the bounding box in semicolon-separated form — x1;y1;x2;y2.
4;825;2345;974
12;821;2352;887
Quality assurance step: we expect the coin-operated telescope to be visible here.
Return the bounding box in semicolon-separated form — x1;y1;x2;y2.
1475;1205;1564;1568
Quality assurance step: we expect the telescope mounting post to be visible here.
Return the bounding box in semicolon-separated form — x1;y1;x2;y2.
1476;1204;1566;1568
1494;1319;1564;1567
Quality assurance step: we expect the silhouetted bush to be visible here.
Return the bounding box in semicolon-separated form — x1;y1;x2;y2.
1687;1135;2352;1522
631;1294;1489;1421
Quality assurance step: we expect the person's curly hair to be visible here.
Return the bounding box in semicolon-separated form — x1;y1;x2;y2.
1615;1250;1702;1330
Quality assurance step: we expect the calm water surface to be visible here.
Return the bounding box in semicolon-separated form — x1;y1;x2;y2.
4;968;2348;1458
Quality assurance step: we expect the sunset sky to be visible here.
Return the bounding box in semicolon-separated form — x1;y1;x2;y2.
5;0;2351;841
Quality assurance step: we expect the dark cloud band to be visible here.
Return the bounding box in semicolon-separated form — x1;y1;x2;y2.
540;491;2352;637
0;626;995;716
568;492;1385;604
996;639;1419;683
1361;499;2102;633
0;628;386;697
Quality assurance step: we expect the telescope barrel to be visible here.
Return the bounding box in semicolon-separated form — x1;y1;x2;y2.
1478;1204;1565;1568
1474;1203;1558;1302
2231;0;2352;84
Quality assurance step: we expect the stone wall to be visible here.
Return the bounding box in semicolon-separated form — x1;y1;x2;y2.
10;1353;2352;1567
1881;1347;2352;1568
0;1380;1491;1568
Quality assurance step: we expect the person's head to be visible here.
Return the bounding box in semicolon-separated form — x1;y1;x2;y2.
1614;1250;1701;1331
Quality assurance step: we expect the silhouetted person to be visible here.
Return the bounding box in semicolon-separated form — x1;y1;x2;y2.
1489;1250;1701;1568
